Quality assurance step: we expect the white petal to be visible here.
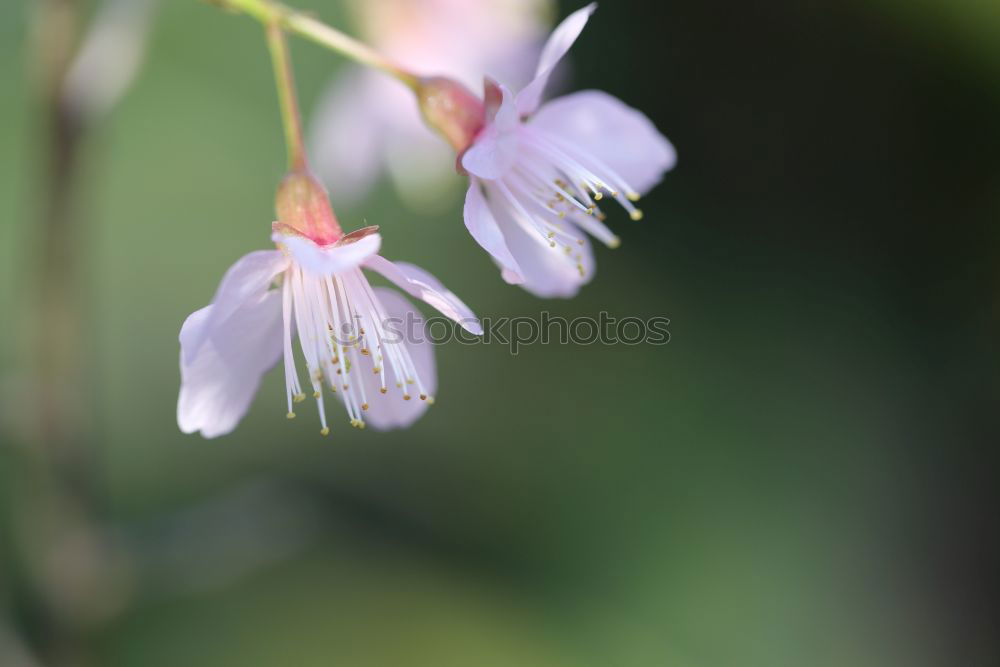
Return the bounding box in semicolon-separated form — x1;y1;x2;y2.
461;83;521;180
364;255;483;335
501;268;524;285
184;250;287;364
516;3;596;116
463;180;524;283
177;288;284;438
492;195;595;298
274;231;381;276
530;89;676;194
344;288;437;431
483;77;520;131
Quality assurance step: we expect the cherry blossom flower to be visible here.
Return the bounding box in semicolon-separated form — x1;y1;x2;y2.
310;0;552;207
177;172;481;438
421;3;676;298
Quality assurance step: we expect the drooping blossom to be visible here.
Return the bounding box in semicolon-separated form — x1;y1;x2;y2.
310;0;553;207
419;3;676;298
178;172;481;438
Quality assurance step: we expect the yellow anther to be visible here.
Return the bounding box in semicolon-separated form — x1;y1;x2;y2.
577;264;586;277
403;394;412;401
547;231;555;238
586;206;595;215
320;427;330;436
626;192;640;202
361;403;369;411
361;348;370;356
558;211;566;218
380;387;388;394
286;412;296;419
373;367;381;374
313;390;321;399
427;397;436;405
293;393;306;403
630;209;644;221
608;236;621;249
594;192;603;201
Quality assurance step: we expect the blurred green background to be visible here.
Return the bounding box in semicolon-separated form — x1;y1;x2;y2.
1;0;998;665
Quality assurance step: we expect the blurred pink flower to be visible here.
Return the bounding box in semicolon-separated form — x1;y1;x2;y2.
460;4;677;297
177;174;480;438
309;0;553;207
63;0;157;123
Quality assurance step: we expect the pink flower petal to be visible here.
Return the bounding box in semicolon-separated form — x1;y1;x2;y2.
364;255;483;335
183;250;287;364
483;77;504;122
530;90;676;194
490;191;595;298
342;288;438;431
516;3;596;116
273;229;382;276
177;288;284;438
463;180;524;283
461;83;520;179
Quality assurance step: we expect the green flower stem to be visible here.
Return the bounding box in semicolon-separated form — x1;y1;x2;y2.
265;21;307;170
213;0;419;89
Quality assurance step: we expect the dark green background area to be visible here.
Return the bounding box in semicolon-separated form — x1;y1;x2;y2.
1;1;997;665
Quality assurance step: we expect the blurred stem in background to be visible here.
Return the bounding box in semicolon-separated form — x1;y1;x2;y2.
6;1;154;664
22;0;104;660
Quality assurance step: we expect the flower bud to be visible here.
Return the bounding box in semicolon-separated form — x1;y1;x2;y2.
416;76;485;154
274;170;343;245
